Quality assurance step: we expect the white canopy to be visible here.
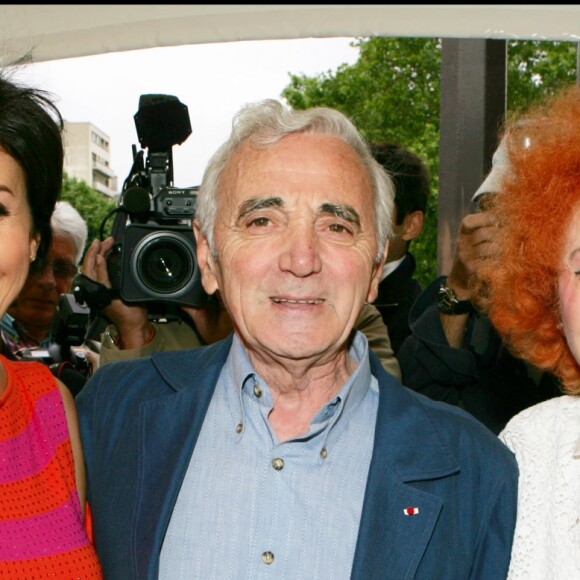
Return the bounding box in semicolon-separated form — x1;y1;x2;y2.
1;4;580;65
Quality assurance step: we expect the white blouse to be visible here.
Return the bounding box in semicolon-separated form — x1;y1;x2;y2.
500;396;580;579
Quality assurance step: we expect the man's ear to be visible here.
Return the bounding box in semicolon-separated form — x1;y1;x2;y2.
400;210;424;242
366;242;388;303
194;222;219;295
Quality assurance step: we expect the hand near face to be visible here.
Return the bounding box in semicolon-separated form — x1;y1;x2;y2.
181;294;233;345
81;237;150;348
83;237;234;349
447;210;499;300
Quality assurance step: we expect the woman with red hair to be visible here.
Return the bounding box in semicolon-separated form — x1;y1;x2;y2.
474;84;580;578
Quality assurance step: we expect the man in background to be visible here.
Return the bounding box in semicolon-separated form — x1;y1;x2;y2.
397;135;560;434
1;200;87;352
1;200;90;393
370;142;430;354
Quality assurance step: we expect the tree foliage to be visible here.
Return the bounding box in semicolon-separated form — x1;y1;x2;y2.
508;40;578;113
282;37;577;286
60;173;118;259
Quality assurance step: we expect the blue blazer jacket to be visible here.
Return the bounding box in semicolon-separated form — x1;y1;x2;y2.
76;335;518;579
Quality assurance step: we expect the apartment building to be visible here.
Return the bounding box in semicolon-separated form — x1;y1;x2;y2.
63;121;118;198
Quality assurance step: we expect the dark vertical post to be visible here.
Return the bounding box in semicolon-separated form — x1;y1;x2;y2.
438;38;507;275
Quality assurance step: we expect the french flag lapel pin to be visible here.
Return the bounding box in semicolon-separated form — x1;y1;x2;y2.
403;506;420;516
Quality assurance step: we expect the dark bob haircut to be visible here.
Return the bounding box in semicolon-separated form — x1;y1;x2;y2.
0;67;64;267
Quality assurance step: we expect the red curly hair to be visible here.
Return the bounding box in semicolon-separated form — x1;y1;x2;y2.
474;84;580;395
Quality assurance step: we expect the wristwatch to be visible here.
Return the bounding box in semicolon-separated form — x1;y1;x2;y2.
437;283;473;315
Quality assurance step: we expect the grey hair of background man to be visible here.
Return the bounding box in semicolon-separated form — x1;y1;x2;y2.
196;99;394;263
50;201;88;264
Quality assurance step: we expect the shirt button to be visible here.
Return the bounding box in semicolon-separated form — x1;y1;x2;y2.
253;384;263;398
262;551;275;565
236;423;243;433
320;448;328;459
271;457;284;471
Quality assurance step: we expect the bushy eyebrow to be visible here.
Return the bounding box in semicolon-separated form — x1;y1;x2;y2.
319;202;360;227
236;197;361;228
238;197;283;219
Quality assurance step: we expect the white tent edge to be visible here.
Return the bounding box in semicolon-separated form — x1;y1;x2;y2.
1;4;580;65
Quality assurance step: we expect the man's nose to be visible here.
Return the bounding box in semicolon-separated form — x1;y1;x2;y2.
37;264;57;286
278;224;322;277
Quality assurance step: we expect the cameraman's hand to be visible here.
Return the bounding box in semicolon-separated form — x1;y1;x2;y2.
181;294;233;345
71;346;100;376
82;237;154;349
441;209;498;350
446;210;498;300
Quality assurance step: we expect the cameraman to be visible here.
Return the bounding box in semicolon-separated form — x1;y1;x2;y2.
82;235;234;360
1;201;93;392
82;236;403;378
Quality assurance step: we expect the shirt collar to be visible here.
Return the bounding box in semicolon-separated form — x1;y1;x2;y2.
0;312;52;351
1;313;19;341
381;255;405;281
224;331;373;448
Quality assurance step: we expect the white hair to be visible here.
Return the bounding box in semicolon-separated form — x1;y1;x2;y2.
196;99;394;262
51;201;88;263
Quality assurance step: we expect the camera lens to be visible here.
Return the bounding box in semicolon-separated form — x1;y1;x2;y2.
133;231;195;295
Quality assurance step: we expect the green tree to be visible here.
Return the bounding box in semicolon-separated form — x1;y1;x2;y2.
283;38;441;287
60;173;118;258
282;37;577;286
508;40;578;113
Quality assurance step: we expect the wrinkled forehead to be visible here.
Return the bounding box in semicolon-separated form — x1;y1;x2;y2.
49;232;78;261
218;134;374;211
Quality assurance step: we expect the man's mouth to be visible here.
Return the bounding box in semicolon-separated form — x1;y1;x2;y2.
272;298;324;305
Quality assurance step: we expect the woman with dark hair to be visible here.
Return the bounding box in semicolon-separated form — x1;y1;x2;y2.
0;69;102;577
474;84;580;578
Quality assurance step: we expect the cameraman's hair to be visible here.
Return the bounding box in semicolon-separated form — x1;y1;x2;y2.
369;142;430;225
197;99;394;262
51;201;88;264
0;64;64;268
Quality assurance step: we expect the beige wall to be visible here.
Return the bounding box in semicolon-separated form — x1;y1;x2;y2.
63;122;118;198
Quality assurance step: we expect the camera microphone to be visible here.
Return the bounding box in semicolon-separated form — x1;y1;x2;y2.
122;186;151;218
109;186;151;242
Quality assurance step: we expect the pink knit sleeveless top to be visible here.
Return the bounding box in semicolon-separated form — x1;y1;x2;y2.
0;355;102;577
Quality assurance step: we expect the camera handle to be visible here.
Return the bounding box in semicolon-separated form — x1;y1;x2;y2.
74;274;119;315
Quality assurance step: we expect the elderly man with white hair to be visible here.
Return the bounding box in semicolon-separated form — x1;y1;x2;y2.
0;200;91;392
1;200;87;353
76;99;518;580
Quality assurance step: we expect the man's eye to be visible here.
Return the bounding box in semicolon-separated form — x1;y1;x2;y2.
249;217;270;227
329;223;351;234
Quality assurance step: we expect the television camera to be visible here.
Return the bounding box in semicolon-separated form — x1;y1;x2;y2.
13;293;94;390
79;93;207;322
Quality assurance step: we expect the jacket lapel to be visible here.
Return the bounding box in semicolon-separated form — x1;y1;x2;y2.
351;355;459;580
128;340;458;579
132;337;232;579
